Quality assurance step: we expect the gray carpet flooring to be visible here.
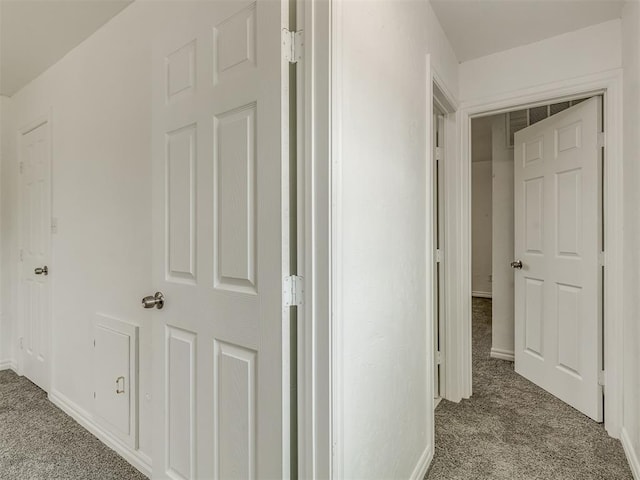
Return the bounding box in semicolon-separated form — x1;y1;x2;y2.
0;369;147;479
426;297;632;480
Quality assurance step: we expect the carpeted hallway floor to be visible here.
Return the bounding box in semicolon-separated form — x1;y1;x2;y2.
426;297;633;480
0;369;147;479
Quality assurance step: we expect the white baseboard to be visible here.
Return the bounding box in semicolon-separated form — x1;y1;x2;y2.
409;443;433;480
0;359;17;371
472;291;492;299
48;389;151;478
490;347;515;362
621;427;640;479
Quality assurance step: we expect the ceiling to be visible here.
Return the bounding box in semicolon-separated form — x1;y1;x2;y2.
430;0;625;63
0;0;133;96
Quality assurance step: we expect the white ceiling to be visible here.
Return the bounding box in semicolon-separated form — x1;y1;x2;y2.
0;0;133;96
430;0;625;63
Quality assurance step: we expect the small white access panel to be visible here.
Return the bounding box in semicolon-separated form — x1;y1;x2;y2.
93;314;138;448
513;97;603;421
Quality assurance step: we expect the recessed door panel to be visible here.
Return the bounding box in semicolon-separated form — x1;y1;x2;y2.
556;169;582;257
524;278;544;358
214;103;257;294
524;177;544;254
166;124;197;283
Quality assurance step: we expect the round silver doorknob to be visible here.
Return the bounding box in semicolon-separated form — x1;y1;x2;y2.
142;292;165;309
510;260;523;269
34;266;48;276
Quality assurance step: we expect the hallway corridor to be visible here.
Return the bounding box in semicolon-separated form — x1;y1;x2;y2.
426;298;632;480
0;370;145;479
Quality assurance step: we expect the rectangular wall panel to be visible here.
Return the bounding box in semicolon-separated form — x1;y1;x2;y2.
214;340;256;480
214;104;257;294
166;124;197;284
166;40;196;103
556;169;582;257
557;283;582;377
524;177;544;254
524;278;544;358
213;3;256;84
166;327;197;480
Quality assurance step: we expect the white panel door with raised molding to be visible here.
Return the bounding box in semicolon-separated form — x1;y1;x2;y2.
151;1;291;478
19;119;52;393
513;97;603;421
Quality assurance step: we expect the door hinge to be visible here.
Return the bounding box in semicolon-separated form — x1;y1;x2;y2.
599;251;606;267
19;161;24;174
598;370;606;387
435;249;443;263
94;392;96;399
436;351;443;365
283;275;304;307
435;147;443;161
93;339;96;347
597;132;606;148
282;28;303;64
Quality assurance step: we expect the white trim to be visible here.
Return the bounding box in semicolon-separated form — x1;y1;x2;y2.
0;359;17;371
299;0;333;477
449;68;624;436
490;348;515;362
621;427;640;479
48;389;152;478
409;444;434;480
430;60;459;407
472;291;492;299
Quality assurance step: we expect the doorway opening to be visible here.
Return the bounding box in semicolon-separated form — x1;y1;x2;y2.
448;69;624;438
470;94;603;418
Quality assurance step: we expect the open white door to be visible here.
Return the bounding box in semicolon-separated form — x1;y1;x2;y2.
19;119;52;392
150;1;291;478
513;97;603;421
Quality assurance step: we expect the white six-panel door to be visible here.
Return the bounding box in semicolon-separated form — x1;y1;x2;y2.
19;120;52;392
514;97;603;421
151;1;290;478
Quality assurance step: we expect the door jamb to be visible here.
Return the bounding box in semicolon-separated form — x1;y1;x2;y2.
448;69;624;437
16;110;54;392
427;59;458;407
298;0;332;477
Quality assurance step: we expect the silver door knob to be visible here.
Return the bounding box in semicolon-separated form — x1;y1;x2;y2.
142;292;164;309
34;266;48;276
511;260;523;269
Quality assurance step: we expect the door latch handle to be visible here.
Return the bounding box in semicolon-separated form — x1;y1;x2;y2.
34;266;48;276
142;291;164;309
116;376;125;394
511;260;523;269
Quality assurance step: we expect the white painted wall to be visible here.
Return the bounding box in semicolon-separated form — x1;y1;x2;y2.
621;1;640;475
0;1;174;464
459;19;622;102
333;1;458;477
471;161;492;296
491;115;515;359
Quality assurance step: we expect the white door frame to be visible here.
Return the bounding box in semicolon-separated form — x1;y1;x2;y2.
16;110;54;391
447;69;624;438
298;0;332;477
427;59;458;405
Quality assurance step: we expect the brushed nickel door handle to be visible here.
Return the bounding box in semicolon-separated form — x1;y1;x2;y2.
34;266;48;275
142;291;165;309
511;260;523;269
